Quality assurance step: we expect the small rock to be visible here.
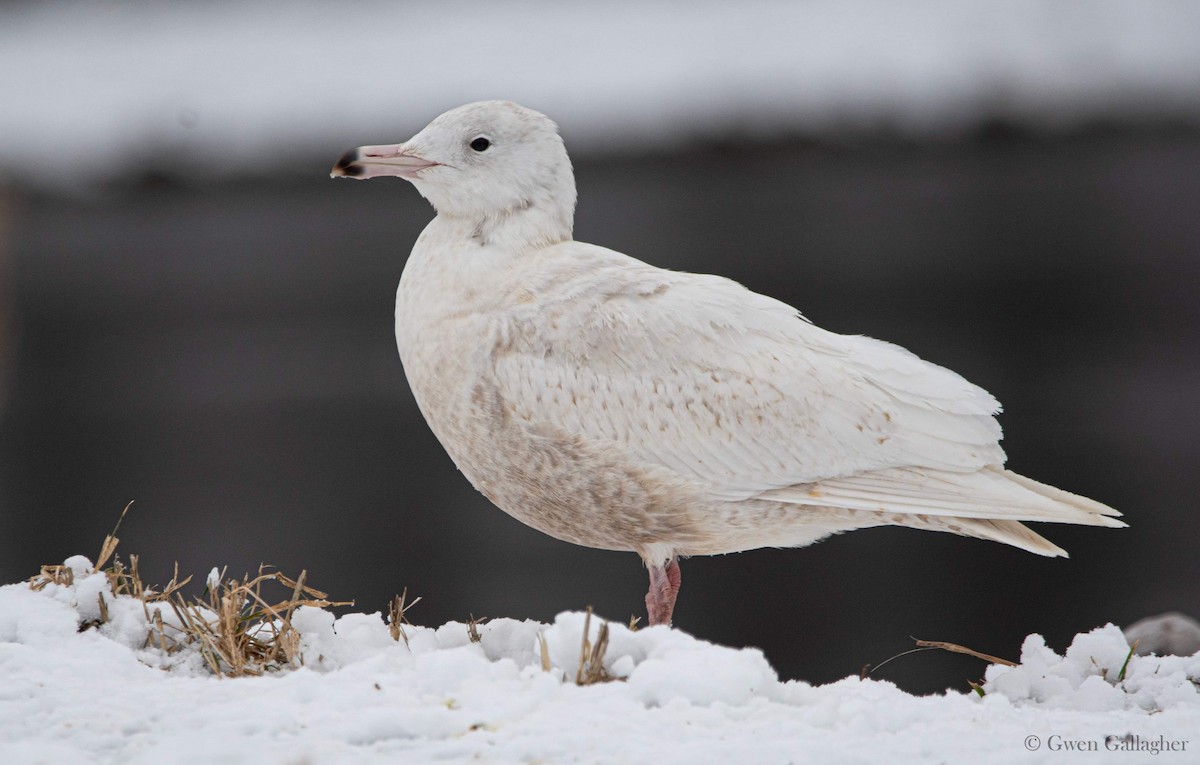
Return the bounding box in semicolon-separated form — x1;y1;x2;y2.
1124;612;1200;656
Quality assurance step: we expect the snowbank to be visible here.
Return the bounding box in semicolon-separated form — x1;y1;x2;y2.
2;0;1199;189
1;557;1197;764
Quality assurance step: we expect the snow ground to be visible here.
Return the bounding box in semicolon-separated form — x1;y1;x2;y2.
2;1;1199;190
1;558;1197;764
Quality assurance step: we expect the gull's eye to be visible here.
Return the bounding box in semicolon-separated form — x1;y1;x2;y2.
470;136;491;152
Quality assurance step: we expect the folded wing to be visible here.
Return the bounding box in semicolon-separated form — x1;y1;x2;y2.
491;243;1121;533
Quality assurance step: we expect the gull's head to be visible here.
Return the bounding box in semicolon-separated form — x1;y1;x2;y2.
332;100;576;227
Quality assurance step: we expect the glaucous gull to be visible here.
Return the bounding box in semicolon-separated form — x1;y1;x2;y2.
332;101;1123;626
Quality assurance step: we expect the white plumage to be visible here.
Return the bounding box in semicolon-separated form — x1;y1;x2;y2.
332;100;1123;625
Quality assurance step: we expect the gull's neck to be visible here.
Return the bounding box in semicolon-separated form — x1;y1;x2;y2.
439;195;573;254
427;160;577;254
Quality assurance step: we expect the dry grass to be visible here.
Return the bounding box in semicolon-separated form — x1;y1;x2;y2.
387;588;421;646
574;607;615;686
864;635;1017;693
531;607;620;685
912;639;1017;668
167;566;352;677
467;614;487;643
538;631;552;672
29;505;362;678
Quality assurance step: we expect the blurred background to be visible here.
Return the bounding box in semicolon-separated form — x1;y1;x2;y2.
1;0;1198;694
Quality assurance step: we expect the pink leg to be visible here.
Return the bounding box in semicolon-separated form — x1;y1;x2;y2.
644;557;682;627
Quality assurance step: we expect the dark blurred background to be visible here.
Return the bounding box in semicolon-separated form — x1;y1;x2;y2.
1;1;1198;695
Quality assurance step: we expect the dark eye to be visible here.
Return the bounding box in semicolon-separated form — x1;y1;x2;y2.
470;136;491;152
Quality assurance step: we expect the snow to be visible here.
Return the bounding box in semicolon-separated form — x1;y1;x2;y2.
2;557;1197;764
204;567;222;592
985;629;1200;713
2;0;1199;189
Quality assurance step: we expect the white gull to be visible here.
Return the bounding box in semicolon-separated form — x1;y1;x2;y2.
332;100;1124;626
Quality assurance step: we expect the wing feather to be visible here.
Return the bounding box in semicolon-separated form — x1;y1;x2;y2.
761;466;1124;526
492;243;1012;506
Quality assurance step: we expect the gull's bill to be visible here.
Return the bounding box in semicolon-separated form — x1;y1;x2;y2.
331;144;440;180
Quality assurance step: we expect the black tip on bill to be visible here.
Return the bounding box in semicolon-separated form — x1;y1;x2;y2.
333;149;363;177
